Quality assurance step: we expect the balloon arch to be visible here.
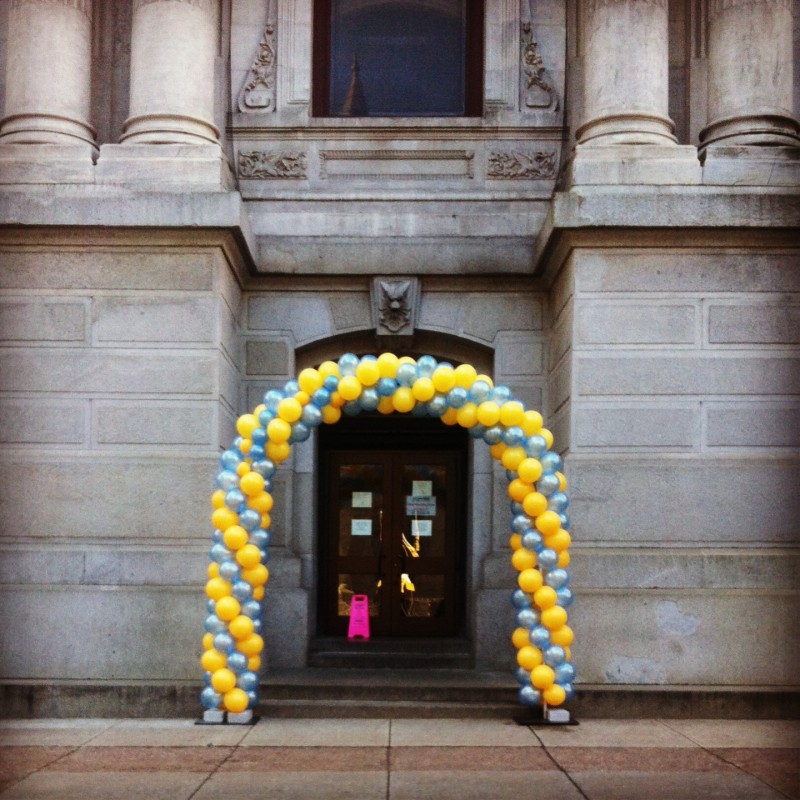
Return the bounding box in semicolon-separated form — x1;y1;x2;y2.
200;353;576;717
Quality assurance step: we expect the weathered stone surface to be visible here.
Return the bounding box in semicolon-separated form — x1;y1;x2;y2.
0;399;86;444
262;588;309;669
495;332;544;377
576;303;697;345
328;292;371;333
462;293;542;342
706;405;800;448
248;294;333;343
0;298;86;342
92;297;216;344
94;402;216;447
708;302;800;345
245;338;291;376
573;405;700;449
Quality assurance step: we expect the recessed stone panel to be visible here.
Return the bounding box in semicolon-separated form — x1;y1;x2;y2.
328;292;371;333
0;299;86;342
577;303;697;345
248;294;333;344
93;297;216;344
0;399;86;444
245;338;290;376
708;302;800;345
706;404;800;447
94;402;215;446
462;293;542;342
574;405;700;448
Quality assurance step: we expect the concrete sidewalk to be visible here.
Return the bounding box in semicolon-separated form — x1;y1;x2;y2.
1;717;798;799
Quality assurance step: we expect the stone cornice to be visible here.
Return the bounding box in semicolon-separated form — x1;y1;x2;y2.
10;0;91;17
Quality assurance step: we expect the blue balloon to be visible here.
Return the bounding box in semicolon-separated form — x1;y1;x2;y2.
219;560;240;582
511;588;532;609
263;389;284;411
251;427;266;445
560;682;576;701
558;512;570;530
521;529;543;552
556;586;575;608
513;666;531;686
258;409;273;427
525;435;547;458
206;598;216;614
250;530;271;548
200;686;223;710
311;387;331;407
237;670;259;692
210;543;233;564
490;384;512;403
225;489;245;511
555;663;576;684
216;470;239;491
544;568;569;589
260;548;270;564
227;652;248;673
232;580;253;601
252;618;263;634
342;400;361;416
540;451;563;474
220;450;242;470
482;425;503;445
323;374;339;392
468;380;491;403
211;529;223;544
359;388;380;411
248;444;266;461
416;355;438;377
290;422;311;442
204;614;225;634
213;632;235;653
338;352;359;376
446;386;468;408
238;509;261;532
511;514;530;533
427;394;448;417
536;473;560;496
502;427;526;447
377;377;397;397
396;362;417;386
509;501;524;515
544;645;566;666
241;600;262;619
518;685;542;707
505;469;517;482
301;404;323;427
516;608;539;629
537;548;559;569
246;690;258;708
529;625;551;648
469;423;487;439
283;379;299;395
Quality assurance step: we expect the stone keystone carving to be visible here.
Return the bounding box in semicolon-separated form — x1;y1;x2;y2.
520;22;558;110
371;278;421;337
487;151;556;179
238;151;307;179
238;1;277;112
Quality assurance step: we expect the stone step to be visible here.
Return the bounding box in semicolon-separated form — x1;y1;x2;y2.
307;636;475;670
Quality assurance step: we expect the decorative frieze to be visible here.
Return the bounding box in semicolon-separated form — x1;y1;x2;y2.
238;1;278;112
238;150;307;179
10;0;91;16
319;150;475;180
487;150;556;179
520;23;558;111
133;0;215;11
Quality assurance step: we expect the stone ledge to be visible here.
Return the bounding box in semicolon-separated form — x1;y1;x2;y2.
0;143;95;184
702;145;800;187
567;144;702;186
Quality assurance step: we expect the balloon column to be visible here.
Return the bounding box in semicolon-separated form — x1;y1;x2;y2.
200;353;574;716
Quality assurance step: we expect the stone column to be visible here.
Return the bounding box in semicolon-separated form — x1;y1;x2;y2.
121;0;220;145
700;0;800;149
576;0;676;145
0;0;96;152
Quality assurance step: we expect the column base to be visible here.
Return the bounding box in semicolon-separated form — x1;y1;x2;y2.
566;144;702;187
0;143;95;184
96;144;235;191
702;146;800;187
700;114;800;151
576;113;678;147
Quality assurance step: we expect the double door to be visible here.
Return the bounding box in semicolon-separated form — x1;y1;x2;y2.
322;450;461;637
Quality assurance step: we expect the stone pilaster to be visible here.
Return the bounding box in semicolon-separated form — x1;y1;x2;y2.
0;0;97;181
700;0;800;149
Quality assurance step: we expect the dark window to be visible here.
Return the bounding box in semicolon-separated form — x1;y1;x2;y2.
313;0;484;117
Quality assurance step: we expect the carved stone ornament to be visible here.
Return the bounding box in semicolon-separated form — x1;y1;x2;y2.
238;150;307;179
238;2;277;112
487;150;557;179
520;22;558;110
371;278;421;337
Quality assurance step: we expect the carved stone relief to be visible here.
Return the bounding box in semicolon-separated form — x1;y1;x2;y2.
11;0;91;15
487;150;556;179
238;150;307;179
238;1;278;112
371;278;421;337
520;23;558;110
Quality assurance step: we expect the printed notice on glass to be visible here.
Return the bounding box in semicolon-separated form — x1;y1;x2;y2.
351;519;372;536
411;519;432;537
406;495;437;516
412;481;432;497
352;492;372;508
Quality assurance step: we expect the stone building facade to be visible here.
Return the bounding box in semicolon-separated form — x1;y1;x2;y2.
0;0;798;713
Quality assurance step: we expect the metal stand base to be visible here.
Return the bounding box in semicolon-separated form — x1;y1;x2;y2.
513;707;579;726
195;709;259;725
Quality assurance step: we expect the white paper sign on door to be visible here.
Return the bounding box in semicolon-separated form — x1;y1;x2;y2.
352;491;372;508
351;519;372;536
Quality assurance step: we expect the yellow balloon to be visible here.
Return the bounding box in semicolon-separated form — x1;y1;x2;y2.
377;352;400;378
266;441;290;463
207;562;220;579
392;387;415;413
475;373;494;388
211;489;226;509
411;377;435;402
242;564;269;587
329;391;345;408
440;407;459;426
201;648;226;673
267;417;291;444
318;360;341;380
377;396;395;415
507;478;533;503
298;367;323;395
223;525;249;551
541;428;554;449
236;414;258;439
543;684;566;707
523;492;548;518
535;510;561;536
216;595;241;621
236;462;251;478
512;627;531;650
453;363;478;388
247;655;262;671
499;401;525;428
557;471;568;492
211;667;237;693
541;605;568;631
518;568;543;594
517;645;544;671
489;442;506;460
236;633;264;656
550;624;574;647
432;365;456;393
517;458;543;485
509;533;523;551
338;375;362;401
229;614;255;640
260;512;271;530
544;529;572;553
501;446;526;471
212;507;238;532
235;543;262;569
206;577;232;600
476;401;501;427
239;471;266;497
356;359;381;386
247;491;273;514
511;548;536;572
521;410;544;436
531;664;555;690
277;397;302;423
321;405;342;424
455;402;478;428
202;632;215;651
398;356;416;366
224;687;249;714
533;586;558;610
558;551;571;568
252;585;265;601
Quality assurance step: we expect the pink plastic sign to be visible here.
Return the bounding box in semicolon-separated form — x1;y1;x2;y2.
347;594;371;640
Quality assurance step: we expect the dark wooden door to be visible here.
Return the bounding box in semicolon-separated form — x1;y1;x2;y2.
322;449;461;637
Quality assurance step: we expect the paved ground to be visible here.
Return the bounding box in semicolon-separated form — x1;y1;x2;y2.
0;717;798;799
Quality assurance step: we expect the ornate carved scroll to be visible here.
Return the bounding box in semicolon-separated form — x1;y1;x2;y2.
237;151;307;179
238;0;277;112
487;151;556;179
